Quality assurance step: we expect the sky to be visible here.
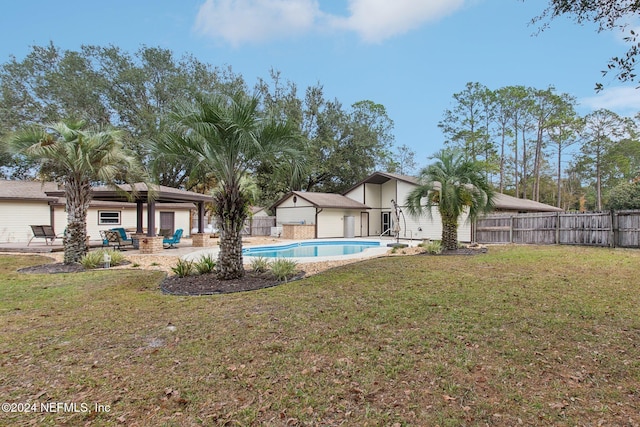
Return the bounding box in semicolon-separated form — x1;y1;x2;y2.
1;0;640;169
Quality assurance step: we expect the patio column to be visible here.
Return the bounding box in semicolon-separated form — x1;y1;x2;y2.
136;201;144;234
147;201;156;237
198;201;205;233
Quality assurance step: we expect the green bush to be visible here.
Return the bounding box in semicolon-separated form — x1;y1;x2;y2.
194;255;216;274
80;249;126;269
424;240;442;255
270;258;298;282
250;256;271;273
171;259;194;277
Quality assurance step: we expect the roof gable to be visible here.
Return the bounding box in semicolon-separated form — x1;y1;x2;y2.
272;191;370;210
342;172;418;195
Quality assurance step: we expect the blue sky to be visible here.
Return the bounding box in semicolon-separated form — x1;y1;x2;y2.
1;0;639;168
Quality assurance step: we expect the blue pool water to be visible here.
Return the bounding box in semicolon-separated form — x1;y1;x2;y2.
243;240;382;258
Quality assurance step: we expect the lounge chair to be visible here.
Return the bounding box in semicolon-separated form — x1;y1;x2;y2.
163;229;183;249
110;227;133;245
28;225;62;246
101;229;133;250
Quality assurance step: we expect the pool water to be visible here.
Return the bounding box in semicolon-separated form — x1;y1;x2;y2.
243;240;382;258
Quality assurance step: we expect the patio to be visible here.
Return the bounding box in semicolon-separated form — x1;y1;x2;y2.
0;236;417;276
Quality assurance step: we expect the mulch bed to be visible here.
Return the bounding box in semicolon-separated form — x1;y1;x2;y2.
161;271;305;296
16;262;301;295
436;247;488;256
18;261;132;274
18;262;86;274
15;247;486;295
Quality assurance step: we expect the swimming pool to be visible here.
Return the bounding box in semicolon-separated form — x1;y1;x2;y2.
242;240;383;258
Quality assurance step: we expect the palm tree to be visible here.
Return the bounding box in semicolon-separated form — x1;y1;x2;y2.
5;120;147;264
406;148;495;251
157;92;304;279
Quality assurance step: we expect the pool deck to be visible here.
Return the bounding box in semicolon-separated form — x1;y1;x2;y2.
0;236;421;265
184;238;419;264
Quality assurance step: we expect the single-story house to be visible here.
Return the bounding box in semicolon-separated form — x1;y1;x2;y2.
0;180;203;243
271;192;369;239
272;172;563;241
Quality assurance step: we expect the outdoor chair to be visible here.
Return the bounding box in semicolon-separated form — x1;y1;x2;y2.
159;228;173;238
28;225;62;246
101;229;133;250
110;227;133;245
163;228;183;249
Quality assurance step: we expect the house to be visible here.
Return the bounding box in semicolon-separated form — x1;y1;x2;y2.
0;180;198;243
271;172;563;241
250;206;269;217
0;181;59;243
271;192;369;239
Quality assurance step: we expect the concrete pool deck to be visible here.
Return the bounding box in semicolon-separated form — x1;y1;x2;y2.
183;237;420;264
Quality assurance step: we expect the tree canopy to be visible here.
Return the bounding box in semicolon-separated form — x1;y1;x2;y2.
156;92;304;279
0;44;398;211
4;120;147;263
406;148;495;250
532;1;640;89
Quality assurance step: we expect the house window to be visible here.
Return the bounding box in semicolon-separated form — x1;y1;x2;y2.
98;211;121;225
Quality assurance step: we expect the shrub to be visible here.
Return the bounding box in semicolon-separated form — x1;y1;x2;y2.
250;256;271;273
80;249;126;269
424;240;442;255
194;255;216;274
270;258;298;282
171;259;194;277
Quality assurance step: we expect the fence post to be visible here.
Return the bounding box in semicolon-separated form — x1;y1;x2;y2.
509;215;514;243
610;210;617;248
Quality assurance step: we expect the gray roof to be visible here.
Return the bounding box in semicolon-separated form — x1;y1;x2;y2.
343;172;563;213
0;180;59;201
273;191;370;210
0;180;203;209
47;183;212;203
493;192;563;212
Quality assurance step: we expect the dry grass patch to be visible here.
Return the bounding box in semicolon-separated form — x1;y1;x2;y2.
1;246;639;425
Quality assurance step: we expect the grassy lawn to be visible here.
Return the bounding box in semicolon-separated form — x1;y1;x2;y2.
1;245;639;426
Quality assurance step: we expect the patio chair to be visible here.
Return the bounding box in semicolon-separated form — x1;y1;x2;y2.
102;229;133;250
110;227;133;245
28;225;62;246
163;228;183;249
159;228;173;238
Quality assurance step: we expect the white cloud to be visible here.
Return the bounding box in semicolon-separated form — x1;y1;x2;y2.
194;0;466;46
581;86;640;115
194;0;322;46
333;0;465;43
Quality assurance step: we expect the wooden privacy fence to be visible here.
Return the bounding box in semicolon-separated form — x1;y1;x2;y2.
475;210;640;248
242;216;276;236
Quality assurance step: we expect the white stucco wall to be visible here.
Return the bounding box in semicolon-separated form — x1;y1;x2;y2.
380;180;397;209
342;178;472;241
398;203;472;242
317;209;363;239
0;201;52;243
276;206;316;226
52;205;192;242
344;186;364;204
275;194;317;226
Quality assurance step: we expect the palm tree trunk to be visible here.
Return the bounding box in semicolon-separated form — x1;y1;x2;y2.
441;214;459;251
64;177;91;264
214;183;248;280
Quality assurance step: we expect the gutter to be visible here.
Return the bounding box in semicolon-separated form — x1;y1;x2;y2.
315;208;323;238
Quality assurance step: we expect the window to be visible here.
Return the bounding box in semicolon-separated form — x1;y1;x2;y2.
98;211;121;225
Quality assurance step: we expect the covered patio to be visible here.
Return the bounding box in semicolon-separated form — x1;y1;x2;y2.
45;183;215;253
